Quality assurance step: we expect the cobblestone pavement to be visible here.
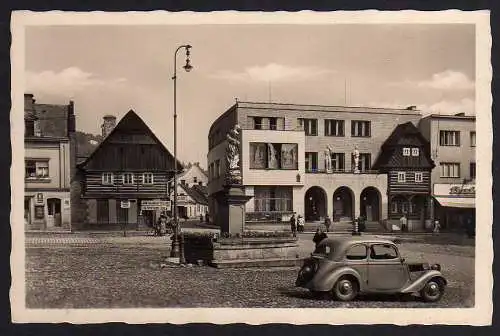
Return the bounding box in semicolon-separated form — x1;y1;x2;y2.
25;235;475;308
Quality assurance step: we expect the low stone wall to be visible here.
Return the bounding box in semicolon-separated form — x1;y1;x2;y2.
183;235;300;267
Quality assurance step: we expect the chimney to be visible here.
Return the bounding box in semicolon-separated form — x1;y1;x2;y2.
24;93;36;117
454;112;465;117
101;115;117;138
406;105;417;111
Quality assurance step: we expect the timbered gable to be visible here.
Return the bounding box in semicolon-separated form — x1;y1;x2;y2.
79;110;182;172
372;122;435;171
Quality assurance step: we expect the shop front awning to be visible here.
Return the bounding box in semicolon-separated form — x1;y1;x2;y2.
434;196;475;209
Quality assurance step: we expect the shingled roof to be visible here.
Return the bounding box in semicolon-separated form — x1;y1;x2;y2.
180;184;208;205
34;103;70;138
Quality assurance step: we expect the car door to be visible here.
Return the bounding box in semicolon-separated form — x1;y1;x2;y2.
344;244;369;289
367;243;408;291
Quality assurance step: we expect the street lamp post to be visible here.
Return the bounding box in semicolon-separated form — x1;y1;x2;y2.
170;44;193;258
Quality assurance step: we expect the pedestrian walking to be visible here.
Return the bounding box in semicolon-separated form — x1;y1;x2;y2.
400;214;408;232
313;226;328;247
290;213;297;237
297;214;305;232
324;215;332;232
433;219;441;234
157;213;168;236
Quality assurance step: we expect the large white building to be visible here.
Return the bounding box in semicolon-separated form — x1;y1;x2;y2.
207;101;425;231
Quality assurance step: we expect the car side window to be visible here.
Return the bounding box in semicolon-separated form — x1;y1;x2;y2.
345;244;367;260
370;244;399;260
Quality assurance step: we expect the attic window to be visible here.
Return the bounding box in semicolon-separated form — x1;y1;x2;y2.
193;177;198;183
411;148;419;156
402;148;411;156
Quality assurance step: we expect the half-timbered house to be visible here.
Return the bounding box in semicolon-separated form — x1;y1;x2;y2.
76;110;181;229
372;122;435;232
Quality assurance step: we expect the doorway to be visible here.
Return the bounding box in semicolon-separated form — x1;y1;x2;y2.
333;187;354;221
304;186;327;221
360;187;381;221
24;197;31;227
47;198;62;227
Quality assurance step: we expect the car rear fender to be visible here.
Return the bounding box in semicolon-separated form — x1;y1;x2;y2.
400;270;447;293
312;266;363;292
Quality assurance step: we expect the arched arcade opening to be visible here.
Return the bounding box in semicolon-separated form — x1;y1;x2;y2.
360;187;381;222
304;186;327;221
332;186;354;221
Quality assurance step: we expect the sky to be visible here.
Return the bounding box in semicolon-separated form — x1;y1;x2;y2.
25;23;476;166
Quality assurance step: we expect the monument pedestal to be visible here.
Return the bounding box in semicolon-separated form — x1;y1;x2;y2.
216;185;252;234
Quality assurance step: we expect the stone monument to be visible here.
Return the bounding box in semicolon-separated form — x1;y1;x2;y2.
217;124;252;234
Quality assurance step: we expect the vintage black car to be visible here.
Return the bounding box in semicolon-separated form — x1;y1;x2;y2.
296;237;447;302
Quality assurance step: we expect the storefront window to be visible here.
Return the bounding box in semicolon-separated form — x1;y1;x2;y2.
254;186;293;212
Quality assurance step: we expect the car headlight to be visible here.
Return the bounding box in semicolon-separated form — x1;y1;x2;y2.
431;264;441;271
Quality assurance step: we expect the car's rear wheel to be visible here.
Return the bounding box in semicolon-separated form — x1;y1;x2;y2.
420;279;445;302
332;277;359;301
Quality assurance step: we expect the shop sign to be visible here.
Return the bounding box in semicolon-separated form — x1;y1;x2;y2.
434;183;475;197
36;193;44;204
120;200;131;209
141;200;171;211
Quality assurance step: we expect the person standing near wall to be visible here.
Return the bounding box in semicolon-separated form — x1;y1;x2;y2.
290;213;297;237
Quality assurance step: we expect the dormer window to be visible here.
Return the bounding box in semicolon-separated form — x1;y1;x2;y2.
402;148;411;156
102;173;114;185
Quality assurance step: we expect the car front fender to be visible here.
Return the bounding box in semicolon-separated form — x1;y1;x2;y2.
400;270;447;293
311;267;363;292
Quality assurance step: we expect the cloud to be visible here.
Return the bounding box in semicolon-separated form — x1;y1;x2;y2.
420;98;475;115
391;70;475;91
211;63;335;83
365;98;475;115
26;67;127;99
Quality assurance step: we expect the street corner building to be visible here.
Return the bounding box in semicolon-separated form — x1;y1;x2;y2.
418;114;476;231
169;163;209;220
206;101;476;233
24;93;76;231
72;110;182;230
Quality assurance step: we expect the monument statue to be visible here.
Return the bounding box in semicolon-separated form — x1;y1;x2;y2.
225;124;242;184
353;145;360;174
325;146;333;173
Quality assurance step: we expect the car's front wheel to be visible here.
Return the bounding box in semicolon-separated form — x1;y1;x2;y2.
420;279;445;302
332;277;359;301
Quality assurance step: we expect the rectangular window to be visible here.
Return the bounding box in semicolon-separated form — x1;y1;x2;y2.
253;116;263;130
470;131;476;147
253;186;293;212
122;173;134;185
305;152;318;172
143;172;153;184
397;172;406;183
331;153;345;171
403;148;411;156
439;130;461;146
25;160;49;178
324;119;345;136
193;176;197;183
391;201;398;213
25;120;35;137
415;172;423;183
470;162;476;179
102;172;114;185
351;120;371;137
412;148;420;156
299;118;318;136
440;162;460;178
249;142;298;170
351;153;371;172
